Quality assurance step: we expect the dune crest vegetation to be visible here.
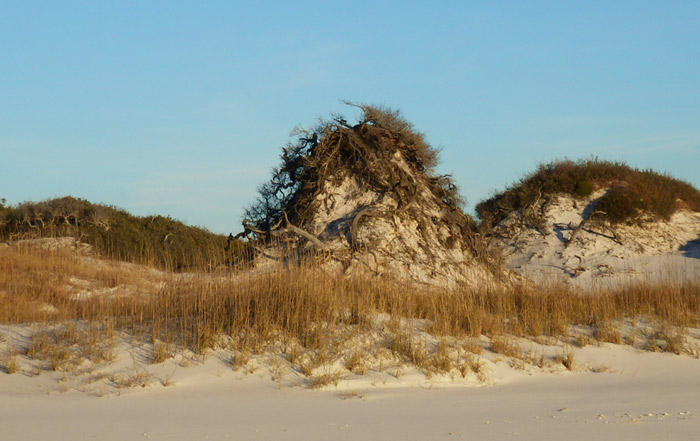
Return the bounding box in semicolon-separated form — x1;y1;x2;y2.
0;196;242;270
476;158;700;230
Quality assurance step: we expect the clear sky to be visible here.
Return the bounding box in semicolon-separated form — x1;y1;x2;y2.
2;1;698;234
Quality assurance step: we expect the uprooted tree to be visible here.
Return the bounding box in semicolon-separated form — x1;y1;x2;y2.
238;103;501;287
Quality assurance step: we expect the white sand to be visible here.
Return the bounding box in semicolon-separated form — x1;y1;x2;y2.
2;342;699;441
490;193;700;289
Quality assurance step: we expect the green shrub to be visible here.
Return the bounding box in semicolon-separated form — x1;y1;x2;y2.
595;184;640;223
477;159;700;227
576;180;594;197
0;196;245;270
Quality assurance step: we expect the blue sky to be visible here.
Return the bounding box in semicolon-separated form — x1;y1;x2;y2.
2;1;698;234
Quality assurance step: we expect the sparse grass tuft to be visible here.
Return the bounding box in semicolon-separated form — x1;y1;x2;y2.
590;363;611;373
152;341;173;364
231;350;251;371
340;390;365;400
461;338;484;354
576;334;595;348
111;370;152;390
654;328;686;355
490;337;523;359
390;335;428;366
308;370;343;389
557;346;576;371
427;339;454;375
1;354;20;374
344;349;368;375
24;323;116;373
595;323;622;344
161;368;177;387
467;356;488;383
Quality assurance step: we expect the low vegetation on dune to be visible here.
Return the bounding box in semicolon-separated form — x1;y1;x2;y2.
0;196;246;270
239;103;498;287
1;245;698;389
477;159;700;230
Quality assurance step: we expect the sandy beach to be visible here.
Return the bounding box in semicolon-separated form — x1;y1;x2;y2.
2;339;699;441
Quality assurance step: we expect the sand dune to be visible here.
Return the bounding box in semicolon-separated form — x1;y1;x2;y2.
2;340;699;441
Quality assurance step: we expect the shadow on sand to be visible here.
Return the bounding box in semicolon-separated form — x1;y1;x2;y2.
681;237;700;259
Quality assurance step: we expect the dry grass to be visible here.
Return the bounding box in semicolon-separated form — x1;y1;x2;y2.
308;370;343;389
590;362;611;373
339;390;366;400
650;327;687;355
230;349;253;372
344;349;368;375
24;323;116;373
576;334;596;348
490;337;523;359
1;353;20;374
151;341;173;364
466;355;488;383
595;322;623;344
1;245;699;387
557;346;576;371
111;370;152;390
161;368;177;387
